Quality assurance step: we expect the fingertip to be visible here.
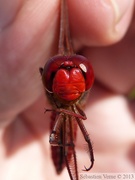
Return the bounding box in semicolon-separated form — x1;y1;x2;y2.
114;0;134;38
68;0;134;48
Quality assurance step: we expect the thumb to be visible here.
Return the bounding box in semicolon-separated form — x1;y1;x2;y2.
68;0;134;47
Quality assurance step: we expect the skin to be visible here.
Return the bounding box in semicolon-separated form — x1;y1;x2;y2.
0;0;135;179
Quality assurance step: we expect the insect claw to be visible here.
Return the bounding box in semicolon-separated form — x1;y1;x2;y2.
82;165;88;171
44;108;53;113
39;67;43;75
82;164;93;171
44;109;47;113
44;108;48;113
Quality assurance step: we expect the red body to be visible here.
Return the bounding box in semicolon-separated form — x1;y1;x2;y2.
40;55;94;180
39;0;95;179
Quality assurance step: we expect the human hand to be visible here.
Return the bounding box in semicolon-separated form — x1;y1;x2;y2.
0;0;135;180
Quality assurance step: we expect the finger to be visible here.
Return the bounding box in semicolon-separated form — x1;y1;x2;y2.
85;83;135;171
83;14;135;94
0;0;59;121
68;0;135;48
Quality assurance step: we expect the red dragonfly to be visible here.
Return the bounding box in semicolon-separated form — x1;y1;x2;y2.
39;0;94;179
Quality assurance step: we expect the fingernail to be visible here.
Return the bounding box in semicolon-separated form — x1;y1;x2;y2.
102;0;134;38
109;0;132;24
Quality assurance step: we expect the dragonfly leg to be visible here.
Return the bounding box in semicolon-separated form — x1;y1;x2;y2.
63;116;78;180
76;117;94;171
64;147;78;180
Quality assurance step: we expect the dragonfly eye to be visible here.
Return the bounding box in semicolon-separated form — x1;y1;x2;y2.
41;55;94;101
